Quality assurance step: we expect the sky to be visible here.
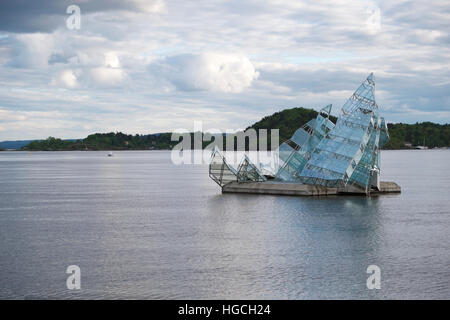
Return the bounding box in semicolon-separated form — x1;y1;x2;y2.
0;0;449;140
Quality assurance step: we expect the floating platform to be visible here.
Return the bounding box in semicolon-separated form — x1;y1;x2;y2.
222;181;401;196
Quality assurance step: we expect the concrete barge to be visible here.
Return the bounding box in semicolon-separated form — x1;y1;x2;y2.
222;181;401;196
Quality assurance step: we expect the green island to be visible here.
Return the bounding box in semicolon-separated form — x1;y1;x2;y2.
17;107;450;151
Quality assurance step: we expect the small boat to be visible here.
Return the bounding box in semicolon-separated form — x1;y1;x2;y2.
414;138;428;150
108;152;113;157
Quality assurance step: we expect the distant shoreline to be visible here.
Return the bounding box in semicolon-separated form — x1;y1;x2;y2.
2;107;449;151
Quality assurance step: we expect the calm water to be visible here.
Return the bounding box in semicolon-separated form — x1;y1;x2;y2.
0;150;449;299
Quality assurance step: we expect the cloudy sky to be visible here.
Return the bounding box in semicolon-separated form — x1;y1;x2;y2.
0;0;449;140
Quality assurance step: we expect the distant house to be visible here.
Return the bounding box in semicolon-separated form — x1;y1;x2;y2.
404;142;412;148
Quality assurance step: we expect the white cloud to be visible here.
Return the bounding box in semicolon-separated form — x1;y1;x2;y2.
48;49;126;88
87;67;126;87
52;69;79;88
82;52;126;87
133;0;167;13
104;52;121;68
149;52;259;93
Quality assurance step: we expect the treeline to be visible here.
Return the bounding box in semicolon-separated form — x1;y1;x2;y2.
24;137;79;151
21;132;271;151
384;122;450;149
21;107;449;151
22;133;175;151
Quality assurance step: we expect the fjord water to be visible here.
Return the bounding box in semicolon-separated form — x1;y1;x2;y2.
0;150;448;299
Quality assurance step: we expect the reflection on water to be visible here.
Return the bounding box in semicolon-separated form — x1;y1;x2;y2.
0;150;449;299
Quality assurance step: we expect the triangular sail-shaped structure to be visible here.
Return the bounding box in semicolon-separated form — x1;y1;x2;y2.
209;147;238;187
299;73;383;190
237;155;267;182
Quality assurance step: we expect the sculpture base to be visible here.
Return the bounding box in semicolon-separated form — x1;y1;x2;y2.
222;181;401;196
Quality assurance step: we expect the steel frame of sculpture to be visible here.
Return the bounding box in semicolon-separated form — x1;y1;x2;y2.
209;147;266;187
